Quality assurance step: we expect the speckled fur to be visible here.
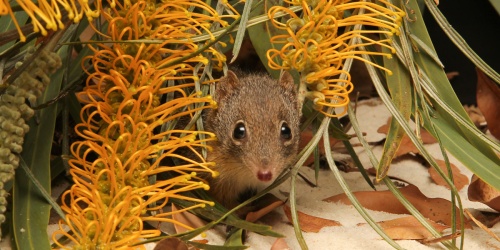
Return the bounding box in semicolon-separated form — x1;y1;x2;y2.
204;70;301;209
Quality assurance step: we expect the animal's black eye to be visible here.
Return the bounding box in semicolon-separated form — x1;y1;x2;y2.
280;122;292;140
233;122;246;140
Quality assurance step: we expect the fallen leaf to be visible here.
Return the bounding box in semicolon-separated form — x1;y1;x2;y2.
468;175;500;212
464;209;500;242
377;216;448;240
154;237;189;250
271;238;291;250
476;68;500;139
377;118;437;157
463;209;500;228
246;194;285;223
172;203;207;234
324;184;469;228
282;205;341;233
428;159;469;191
420;232;461;245
300;127;340;166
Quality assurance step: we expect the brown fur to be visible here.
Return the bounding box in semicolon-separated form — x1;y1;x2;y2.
204;70;301;209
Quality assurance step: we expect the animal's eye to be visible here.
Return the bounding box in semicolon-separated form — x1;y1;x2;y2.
280;122;292;140
233;121;246;140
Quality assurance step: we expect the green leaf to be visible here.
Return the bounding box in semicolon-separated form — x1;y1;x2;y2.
424;0;500;84
224;228;245;247
404;0;500;189
230;0;254;63
377;44;413;180
189;241;248;250
12;51;65;250
170;197;283;239
289;166;308;249
247;0;287;79
0;12;29;49
324;115;403;249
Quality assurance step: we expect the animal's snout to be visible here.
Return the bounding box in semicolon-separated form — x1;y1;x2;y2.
257;170;273;182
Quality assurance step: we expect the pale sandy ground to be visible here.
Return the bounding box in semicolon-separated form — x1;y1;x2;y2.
173;98;500;249
3;98;499;249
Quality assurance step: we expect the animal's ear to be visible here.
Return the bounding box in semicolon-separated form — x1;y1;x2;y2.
279;71;301;114
215;70;240;101
278;71;296;93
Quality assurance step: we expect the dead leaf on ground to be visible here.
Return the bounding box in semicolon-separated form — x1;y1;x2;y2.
246;194;285;223
300;127;340;166
468;175;500;212
428;159;469;191
465;209;500;242
377;118;437;157
476;68;500;140
376;216;449;240
283;205;341;233
324;184;469;228
271;238;291;250
154;237;189;250
172;203;207;234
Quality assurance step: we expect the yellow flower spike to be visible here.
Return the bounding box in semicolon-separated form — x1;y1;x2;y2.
1;0;102;41
268;0;403;117
55;0;237;247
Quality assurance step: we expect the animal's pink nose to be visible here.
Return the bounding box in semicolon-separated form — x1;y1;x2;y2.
257;171;273;182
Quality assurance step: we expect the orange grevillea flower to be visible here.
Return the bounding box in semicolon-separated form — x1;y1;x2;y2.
0;0;103;41
268;0;405;116
52;0;237;248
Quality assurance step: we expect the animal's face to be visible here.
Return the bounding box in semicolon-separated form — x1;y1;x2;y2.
206;70;300;185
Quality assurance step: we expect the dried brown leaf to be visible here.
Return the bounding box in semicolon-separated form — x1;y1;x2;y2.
377;118;437;157
324;184;469;228
172;203;207;234
428;159;469;191
271;238;291;250
476;68;500;139
300;127;339;166
468;175;500;212
154;237;189;250
465;209;500;242
246;194;285;223
282;205;341;233
377;216;448;240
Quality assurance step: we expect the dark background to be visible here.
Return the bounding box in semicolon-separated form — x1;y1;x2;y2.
423;0;500;105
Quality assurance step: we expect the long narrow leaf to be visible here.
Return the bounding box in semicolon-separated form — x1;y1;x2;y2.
397;0;500;189
323;118;403;249
424;0;500;84
247;0;287;79
230;0;254;63
12;51;65;250
376;44;413;180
